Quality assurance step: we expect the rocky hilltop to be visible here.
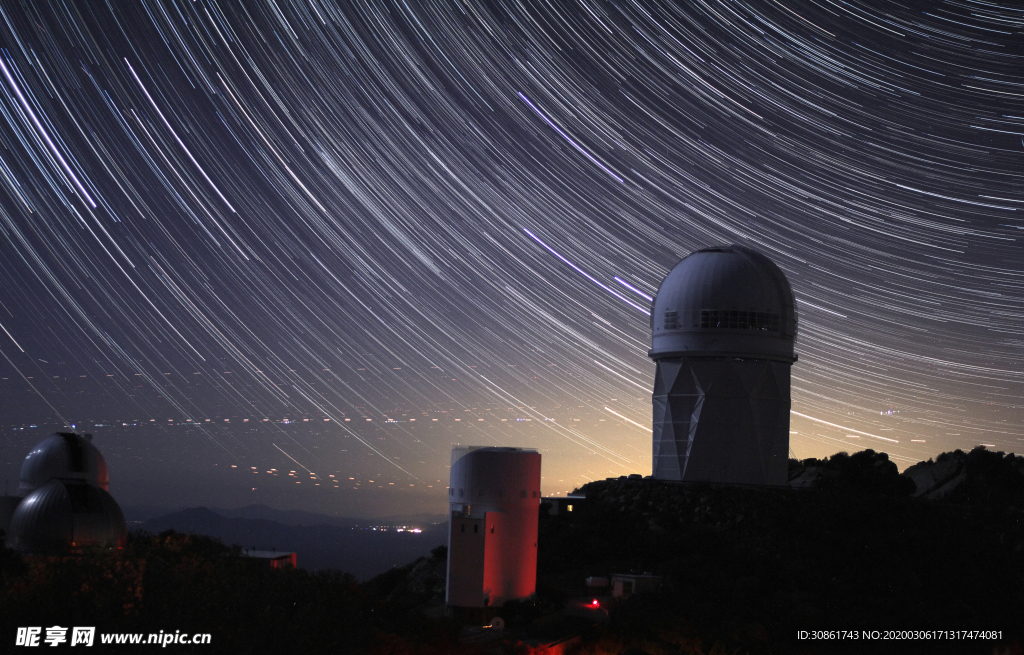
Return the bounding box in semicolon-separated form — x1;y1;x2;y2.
901;447;1024;504
789;445;1024;505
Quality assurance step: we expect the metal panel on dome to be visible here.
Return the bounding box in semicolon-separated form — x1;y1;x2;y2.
8;480;76;553
8;480;126;554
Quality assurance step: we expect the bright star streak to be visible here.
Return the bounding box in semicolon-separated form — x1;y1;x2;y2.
518;92;624;184
604;406;651;433
791;411;899;443
524;229;650;315
0;53;97;207
614;276;654;301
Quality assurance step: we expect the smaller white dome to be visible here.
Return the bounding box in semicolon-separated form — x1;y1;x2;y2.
8;479;126;554
19;432;109;495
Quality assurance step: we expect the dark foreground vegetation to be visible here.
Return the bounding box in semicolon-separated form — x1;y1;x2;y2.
1;447;1022;654
541;448;1024;655
0;532;388;653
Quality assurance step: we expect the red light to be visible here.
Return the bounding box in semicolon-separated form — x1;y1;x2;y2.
591;599;599;607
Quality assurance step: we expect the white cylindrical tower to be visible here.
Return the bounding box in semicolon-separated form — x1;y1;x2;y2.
446;446;541;609
649;245;797;485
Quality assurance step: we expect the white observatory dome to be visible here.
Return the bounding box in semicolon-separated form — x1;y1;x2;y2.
19;432;110;495
650;245;796;362
7;479;126;554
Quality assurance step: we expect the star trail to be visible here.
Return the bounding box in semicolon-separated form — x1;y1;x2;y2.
0;1;1021;515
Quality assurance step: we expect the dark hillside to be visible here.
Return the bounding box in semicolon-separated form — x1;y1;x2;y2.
0;532;372;654
532;449;1024;654
2;448;1022;654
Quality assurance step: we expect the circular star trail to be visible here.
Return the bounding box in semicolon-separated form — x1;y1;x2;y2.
0;1;1021;511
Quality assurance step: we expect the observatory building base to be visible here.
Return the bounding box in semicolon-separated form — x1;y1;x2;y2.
652;357;791;486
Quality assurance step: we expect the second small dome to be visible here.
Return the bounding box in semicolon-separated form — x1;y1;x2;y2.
19;432;110;495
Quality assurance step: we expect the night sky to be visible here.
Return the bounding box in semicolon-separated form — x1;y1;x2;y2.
0;1;1021;518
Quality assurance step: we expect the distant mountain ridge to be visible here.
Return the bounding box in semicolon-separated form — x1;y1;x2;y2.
212;504;365;528
137;505;446;581
124;502;446;526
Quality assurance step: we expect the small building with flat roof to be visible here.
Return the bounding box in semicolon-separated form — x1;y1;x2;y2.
242;549;297;569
